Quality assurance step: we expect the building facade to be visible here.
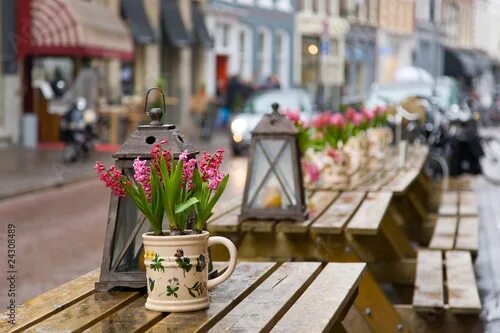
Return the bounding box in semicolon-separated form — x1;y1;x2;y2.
342;0;379;103
0;0;20;144
473;0;500;86
204;0;295;98
295;0;349;109
376;0;416;83
413;0;444;78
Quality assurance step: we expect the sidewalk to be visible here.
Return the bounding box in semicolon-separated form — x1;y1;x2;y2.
0;130;231;200
0;144;114;200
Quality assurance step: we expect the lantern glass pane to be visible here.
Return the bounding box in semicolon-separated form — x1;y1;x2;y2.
246;138;297;209
111;168;151;272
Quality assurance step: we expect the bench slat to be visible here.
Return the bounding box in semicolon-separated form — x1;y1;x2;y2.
146;262;277;333
208;208;240;233
459;191;478;216
429;217;458;250
346;192;392;235
209;262;321;332
413;250;444;311
455;217;479;253
445;251;481;314
27;291;140;332
276;191;338;233
270;263;366;333
310;192;366;234
0;269;99;332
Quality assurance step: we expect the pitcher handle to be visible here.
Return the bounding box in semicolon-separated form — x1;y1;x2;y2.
207;236;237;289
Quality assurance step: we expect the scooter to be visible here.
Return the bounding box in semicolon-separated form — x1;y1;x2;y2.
60;97;97;163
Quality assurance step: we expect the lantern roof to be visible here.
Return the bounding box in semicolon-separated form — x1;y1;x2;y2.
113;88;198;159
251;103;298;135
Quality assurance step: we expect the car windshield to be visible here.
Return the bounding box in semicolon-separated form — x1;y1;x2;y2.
365;81;460;110
365;84;432;108
243;90;313;114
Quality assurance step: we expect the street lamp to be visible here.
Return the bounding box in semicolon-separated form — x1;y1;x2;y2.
239;103;307;222
95;88;198;291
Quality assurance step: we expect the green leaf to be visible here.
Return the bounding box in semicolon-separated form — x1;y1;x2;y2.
175;197;199;214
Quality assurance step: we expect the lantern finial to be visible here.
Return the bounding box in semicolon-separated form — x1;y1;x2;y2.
271;102;280;114
145;87;166;126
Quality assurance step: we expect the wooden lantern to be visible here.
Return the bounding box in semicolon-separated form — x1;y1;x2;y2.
95;88;198;290
239;103;307;222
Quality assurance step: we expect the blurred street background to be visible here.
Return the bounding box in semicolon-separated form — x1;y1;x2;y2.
0;0;500;324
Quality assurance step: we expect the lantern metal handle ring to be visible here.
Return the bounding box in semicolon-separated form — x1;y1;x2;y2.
144;87;166;125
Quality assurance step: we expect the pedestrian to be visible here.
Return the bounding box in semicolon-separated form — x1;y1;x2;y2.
63;58;101;111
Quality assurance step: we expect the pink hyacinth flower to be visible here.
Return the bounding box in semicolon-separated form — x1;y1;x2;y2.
329;113;345;127
133;157;152;200
95;161;127;197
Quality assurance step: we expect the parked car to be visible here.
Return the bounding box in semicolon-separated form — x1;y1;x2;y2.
365;77;461;112
229;89;315;155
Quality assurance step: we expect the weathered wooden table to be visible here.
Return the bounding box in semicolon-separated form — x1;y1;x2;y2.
0;262;366;333
206;145;432;333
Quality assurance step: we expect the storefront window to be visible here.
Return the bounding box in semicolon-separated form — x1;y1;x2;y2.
257;28;271;80
275;31;290;88
301;36;320;85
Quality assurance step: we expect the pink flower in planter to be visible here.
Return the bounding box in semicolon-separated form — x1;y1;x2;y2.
284;110;300;124
199;148;225;182
151;142;172;174
344;107;357;121
182;158;197;190
133;157;151;200
327;148;343;163
351;112;365;126
208;170;225;190
312;113;331;130
361;108;375;122
95;161;127;197
375;106;386;115
304;162;320;183
329;113;345;127
179;149;189;161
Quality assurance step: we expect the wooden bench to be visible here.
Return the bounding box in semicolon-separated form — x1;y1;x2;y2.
412;249;481;314
394;250;482;333
428;216;479;255
0;262;366;333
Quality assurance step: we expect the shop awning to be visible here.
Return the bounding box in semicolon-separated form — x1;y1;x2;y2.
121;0;155;44
161;0;192;48
24;0;133;60
192;2;213;48
444;47;479;78
471;51;493;73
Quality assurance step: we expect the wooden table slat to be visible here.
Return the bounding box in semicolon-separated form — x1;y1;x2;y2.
445;251;481;313
455;217;479;253
428;217;458;250
270;263;366;333
146;262;277;333
358;170;398;192
209;262;322;332
0;269;99;332
413;250;444;311
383;169;419;194
27;291;141;332
346;192;392;235
310;192;366;234
83;296;163;333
